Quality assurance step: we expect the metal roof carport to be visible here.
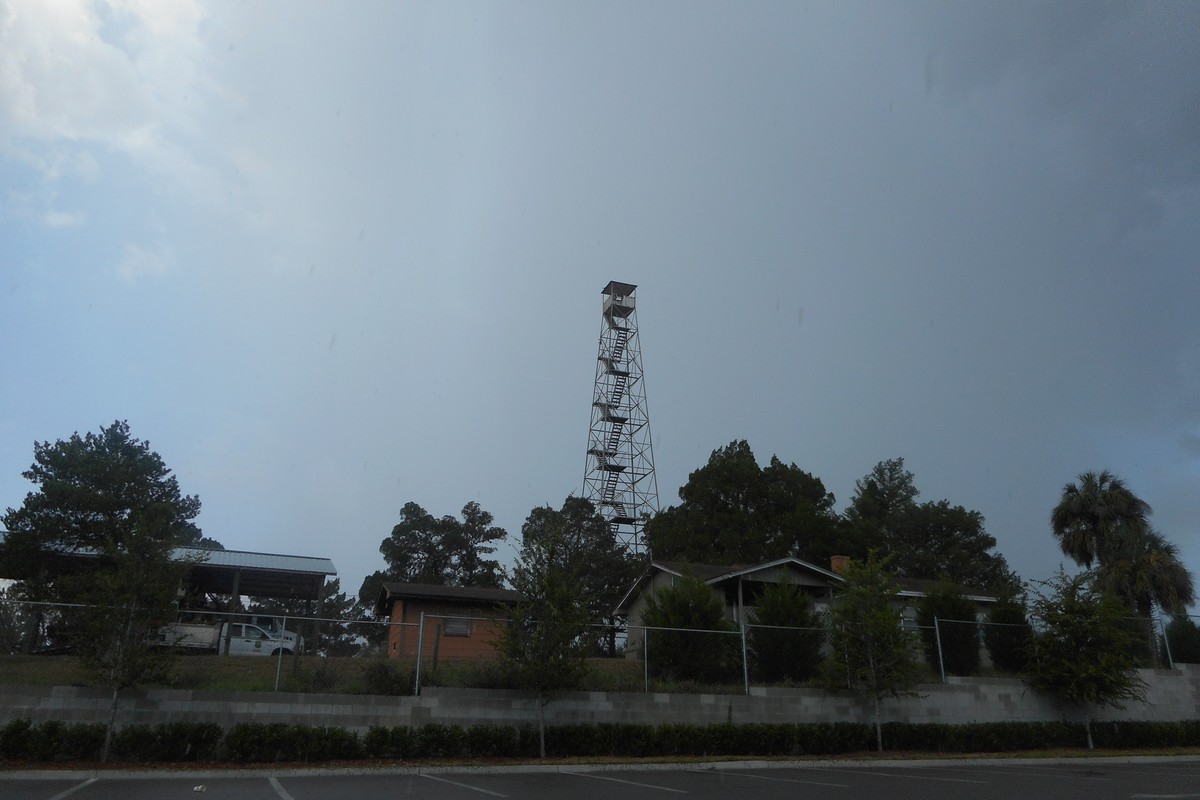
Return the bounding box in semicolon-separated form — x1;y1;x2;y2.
175;547;337;602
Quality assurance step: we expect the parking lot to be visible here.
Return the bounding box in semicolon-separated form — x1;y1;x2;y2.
4;758;1200;800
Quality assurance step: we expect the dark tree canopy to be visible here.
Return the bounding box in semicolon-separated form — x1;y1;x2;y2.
843;458;1017;592
1051;470;1151;568
644;440;839;565
1;420;204;589
0;420;203;760
359;500;507;605
1051;471;1194;616
518;497;642;628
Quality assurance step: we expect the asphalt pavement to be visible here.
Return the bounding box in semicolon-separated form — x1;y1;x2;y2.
3;756;1200;800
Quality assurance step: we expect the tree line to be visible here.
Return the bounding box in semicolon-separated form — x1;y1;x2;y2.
2;423;1197;757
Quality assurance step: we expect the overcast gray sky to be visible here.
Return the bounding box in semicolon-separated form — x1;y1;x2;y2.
2;1;1197;600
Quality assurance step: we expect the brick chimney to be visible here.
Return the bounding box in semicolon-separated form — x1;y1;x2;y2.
830;555;850;574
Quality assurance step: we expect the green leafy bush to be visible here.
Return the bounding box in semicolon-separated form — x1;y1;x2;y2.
747;581;825;683
641;574;740;685
109;722;223;762
983;595;1032;673
1163;616;1200;664
0;719;104;761
360;660;415;695
916;585;981;676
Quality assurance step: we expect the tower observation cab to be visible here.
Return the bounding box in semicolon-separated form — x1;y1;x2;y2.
582;281;659;553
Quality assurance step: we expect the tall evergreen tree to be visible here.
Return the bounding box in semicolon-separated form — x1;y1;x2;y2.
0;420;202;761
359;500;507;605
644;440;839;565
844;458;1017;592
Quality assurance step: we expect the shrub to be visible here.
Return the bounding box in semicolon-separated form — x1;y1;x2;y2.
0;719;34;760
916;585;981;676
361;660;415;695
1163;615;1200;665
747;582;825;684
641;574;740;685
983;595;1032;673
152;722;223;761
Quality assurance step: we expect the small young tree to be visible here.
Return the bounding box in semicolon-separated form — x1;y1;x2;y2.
747;580;825;683
983;593;1033;673
499;506;591;758
822;554;922;752
640;573;739;686
1026;570;1146;749
915;584;980;677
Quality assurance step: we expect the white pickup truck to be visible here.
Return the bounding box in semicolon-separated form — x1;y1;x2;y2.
157;619;302;656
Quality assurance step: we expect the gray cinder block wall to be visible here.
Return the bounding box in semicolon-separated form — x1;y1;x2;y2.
1;666;1197;733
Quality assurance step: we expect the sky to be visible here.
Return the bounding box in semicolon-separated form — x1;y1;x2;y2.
2;1;1198;603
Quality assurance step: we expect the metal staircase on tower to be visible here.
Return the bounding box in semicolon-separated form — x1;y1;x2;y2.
582;281;659;553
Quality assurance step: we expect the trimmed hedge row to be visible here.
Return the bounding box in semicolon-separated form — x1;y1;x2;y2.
3;719;1200;763
0;720;222;762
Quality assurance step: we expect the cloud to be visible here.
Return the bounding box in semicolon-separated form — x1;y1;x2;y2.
0;0;211;184
43;210;84;228
116;241;173;283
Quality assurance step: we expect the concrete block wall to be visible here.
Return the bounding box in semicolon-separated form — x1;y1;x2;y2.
1;665;1197;733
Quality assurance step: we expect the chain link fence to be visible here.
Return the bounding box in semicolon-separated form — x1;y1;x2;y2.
2;596;1192;696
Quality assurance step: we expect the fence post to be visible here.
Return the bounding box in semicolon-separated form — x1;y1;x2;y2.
1161;618;1174;669
274;614;287;691
413;612;426;696
934;617;946;683
740;622;750;695
643;628;649;693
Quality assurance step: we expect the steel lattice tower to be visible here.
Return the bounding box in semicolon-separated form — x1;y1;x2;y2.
582;281;659;553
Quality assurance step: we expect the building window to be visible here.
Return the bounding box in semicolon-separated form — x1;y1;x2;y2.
443;618;471;637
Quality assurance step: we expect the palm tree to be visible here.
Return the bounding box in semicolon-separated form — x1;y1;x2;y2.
1050;471;1151;568
1099;522;1195;617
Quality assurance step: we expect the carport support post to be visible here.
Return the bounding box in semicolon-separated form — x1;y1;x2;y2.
223;569;242;656
413;612;426;696
934;616;946;683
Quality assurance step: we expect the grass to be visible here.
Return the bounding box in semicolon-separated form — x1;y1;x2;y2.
0;653;651;695
0;654;385;694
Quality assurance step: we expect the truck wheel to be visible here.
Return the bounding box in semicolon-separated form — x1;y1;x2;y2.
271;648;293;657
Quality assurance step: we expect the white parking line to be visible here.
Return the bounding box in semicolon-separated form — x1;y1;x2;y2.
269;776;298;800
421;773;510;797
938;765;1079;779
48;778;97;800
564;771;688;793
820;767;987;784
688;769;849;788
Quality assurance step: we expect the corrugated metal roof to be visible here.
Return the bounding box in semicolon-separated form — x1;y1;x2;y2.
375;582;520;616
174;547;336;576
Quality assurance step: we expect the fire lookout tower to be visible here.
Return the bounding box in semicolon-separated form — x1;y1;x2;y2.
582;281;659;553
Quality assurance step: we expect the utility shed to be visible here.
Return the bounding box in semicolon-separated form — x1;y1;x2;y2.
374;582;520;661
177;547;337;602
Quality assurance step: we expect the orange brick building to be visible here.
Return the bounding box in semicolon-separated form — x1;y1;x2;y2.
374;582;520;662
